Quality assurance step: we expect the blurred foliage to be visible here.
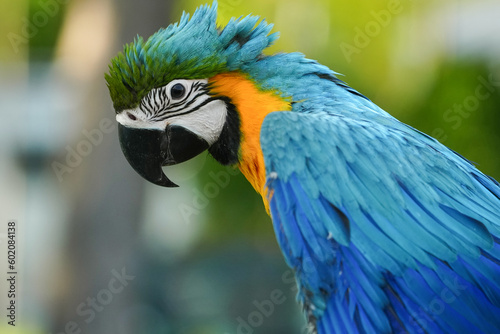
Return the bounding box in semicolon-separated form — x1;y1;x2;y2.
196;159;274;246
1;1;67;62
407;61;500;179
1;1;27;61
27;0;68;62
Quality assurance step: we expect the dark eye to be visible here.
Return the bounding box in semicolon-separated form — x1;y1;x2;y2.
170;83;186;99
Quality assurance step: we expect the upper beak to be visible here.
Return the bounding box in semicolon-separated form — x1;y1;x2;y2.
118;123;209;187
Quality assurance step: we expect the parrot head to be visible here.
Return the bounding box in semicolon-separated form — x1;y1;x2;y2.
105;2;286;190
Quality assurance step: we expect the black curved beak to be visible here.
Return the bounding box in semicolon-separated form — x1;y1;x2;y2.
118;124;209;187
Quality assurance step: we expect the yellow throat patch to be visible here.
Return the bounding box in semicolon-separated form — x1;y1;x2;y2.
208;72;291;200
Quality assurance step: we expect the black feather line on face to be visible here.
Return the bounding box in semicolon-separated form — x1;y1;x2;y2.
168;89;206;113
208;97;241;166
152;96;218;121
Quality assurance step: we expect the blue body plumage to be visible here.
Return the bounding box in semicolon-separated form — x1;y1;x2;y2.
233;9;500;334
256;48;500;334
107;3;500;333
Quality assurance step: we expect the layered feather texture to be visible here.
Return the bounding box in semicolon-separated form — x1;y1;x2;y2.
259;70;500;332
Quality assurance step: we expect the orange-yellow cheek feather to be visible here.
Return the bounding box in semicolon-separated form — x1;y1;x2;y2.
209;72;291;206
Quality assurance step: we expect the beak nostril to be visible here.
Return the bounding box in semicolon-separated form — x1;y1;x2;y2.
127;112;137;121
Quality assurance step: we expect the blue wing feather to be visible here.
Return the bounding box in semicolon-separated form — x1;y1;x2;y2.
261;107;500;333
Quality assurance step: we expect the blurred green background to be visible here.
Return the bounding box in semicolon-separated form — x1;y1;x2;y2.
0;0;499;333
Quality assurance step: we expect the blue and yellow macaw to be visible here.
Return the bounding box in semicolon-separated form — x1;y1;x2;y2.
105;3;500;333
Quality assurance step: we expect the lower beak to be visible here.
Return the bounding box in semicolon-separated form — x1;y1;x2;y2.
118;124;209;187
